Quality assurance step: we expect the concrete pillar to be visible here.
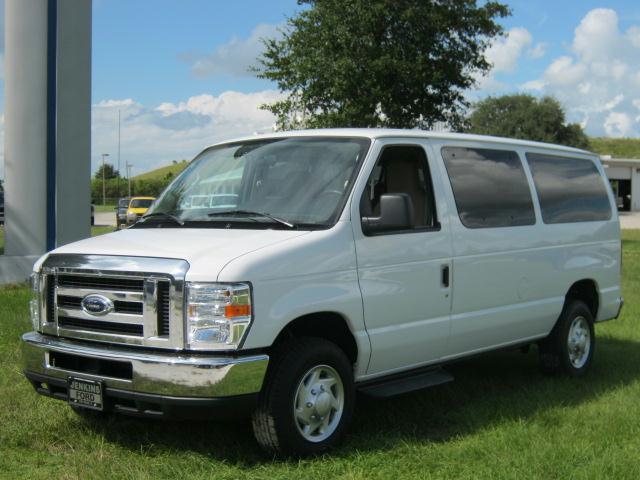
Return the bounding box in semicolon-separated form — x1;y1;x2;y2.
56;0;92;246
633;168;640;211
4;0;49;257
1;0;92;284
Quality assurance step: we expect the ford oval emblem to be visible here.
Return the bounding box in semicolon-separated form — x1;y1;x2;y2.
81;294;114;316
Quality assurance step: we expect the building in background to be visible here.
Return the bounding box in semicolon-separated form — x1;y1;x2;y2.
601;157;640;212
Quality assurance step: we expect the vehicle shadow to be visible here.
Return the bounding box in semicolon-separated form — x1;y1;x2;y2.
85;335;640;465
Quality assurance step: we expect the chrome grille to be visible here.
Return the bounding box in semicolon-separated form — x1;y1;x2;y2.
157;281;171;337
58;316;144;336
57;274;144;291
40;255;189;350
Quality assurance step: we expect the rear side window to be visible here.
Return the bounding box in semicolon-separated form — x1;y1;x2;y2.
526;153;612;224
442;147;536;228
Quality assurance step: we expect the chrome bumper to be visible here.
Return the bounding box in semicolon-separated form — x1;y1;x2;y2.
22;332;269;398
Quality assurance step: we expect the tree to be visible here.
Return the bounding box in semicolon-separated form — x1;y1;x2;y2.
467;94;590;149
94;163;120;180
257;0;510;130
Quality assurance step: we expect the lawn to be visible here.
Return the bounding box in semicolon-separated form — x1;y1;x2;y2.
94;204;117;213
1;232;639;478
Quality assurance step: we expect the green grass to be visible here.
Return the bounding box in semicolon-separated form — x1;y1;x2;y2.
589;137;640;158
1;233;640;478
95;204;117;213
133;160;189;181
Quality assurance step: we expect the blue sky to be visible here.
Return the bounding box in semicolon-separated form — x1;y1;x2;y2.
1;1;640;177
92;0;300;105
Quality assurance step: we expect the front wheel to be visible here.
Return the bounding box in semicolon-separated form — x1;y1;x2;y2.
539;300;595;376
252;337;355;456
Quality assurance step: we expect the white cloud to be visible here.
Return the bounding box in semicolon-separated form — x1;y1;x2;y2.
183;23;281;78
520;79;546;91
603;94;624;111
528;42;546;59
510;8;640;137
474;27;533;92
629;26;640;48
485;27;532;73
544;56;587;86
91;90;284;176
604;112;633;137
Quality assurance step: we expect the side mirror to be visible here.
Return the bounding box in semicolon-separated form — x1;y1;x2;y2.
361;193;414;234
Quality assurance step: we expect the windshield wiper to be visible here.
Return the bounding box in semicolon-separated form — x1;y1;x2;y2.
139;212;185;226
207;210;295;228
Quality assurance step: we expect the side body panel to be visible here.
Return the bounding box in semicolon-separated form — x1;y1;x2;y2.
429;139;621;358
350;138;454;376
216;221;372;379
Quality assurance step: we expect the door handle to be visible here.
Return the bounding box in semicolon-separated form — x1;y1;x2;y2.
441;265;450;288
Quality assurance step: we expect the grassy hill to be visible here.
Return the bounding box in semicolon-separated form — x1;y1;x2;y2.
589;137;640;158
133;160;189;181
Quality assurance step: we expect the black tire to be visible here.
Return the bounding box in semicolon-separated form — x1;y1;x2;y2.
539;300;595;376
252;337;355;457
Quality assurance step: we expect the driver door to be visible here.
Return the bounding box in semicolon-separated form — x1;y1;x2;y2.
352;140;453;375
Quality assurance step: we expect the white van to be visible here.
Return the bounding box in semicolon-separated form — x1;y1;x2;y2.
22;129;623;456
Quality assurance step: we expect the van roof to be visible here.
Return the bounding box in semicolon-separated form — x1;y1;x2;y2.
205;128;592;156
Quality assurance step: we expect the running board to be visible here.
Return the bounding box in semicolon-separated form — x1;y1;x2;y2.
357;368;454;398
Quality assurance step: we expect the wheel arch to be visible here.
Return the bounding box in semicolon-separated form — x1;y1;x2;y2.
271;312;359;365
565;279;599;319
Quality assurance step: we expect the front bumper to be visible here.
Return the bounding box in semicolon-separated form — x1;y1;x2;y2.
22;332;269;418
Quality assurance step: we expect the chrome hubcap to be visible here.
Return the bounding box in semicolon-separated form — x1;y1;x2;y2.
568;316;591;369
293;365;344;442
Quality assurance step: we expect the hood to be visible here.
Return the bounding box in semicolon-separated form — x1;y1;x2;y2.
127;208;151;216
49;228;310;279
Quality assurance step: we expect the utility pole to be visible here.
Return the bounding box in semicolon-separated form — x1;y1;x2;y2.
101;153;110;205
126;162;133;197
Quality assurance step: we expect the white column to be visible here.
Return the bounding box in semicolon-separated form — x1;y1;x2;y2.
4;0;49;257
1;0;93;284
56;0;92;246
632;167;640;211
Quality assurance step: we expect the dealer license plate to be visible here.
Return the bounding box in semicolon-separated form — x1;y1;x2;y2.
67;377;104;411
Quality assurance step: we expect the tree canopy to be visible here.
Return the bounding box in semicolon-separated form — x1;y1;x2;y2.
94;163;120;180
257;0;510;130
467;94;590;149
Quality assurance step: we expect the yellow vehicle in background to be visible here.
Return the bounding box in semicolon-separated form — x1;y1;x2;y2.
125;196;156;226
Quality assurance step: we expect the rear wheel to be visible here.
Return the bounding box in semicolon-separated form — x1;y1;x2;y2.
251;337;355;456
539;300;595;376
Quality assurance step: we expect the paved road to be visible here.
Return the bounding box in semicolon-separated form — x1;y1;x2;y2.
619;212;640;230
95;211;116;227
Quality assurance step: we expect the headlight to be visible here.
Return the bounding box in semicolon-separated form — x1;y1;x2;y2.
29;272;42;331
186;282;252;350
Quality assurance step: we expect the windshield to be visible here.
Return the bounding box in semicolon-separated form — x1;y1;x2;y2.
131;199;154;208
119;198;130;207
147;137;370;228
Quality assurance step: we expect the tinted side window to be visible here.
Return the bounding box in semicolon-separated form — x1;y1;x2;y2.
442;147;536;228
360;145;438;232
526;153;612;224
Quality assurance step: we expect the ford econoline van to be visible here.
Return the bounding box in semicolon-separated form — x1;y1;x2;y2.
22;130;623;456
